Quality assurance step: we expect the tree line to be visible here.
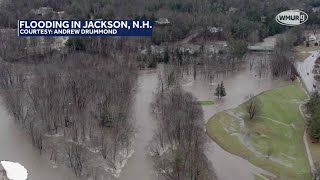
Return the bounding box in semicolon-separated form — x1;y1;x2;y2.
306;92;320;141
0;0;316;43
150;67;216;180
0;52;138;179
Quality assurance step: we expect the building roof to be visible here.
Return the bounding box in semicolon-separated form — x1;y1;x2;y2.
228;7;238;13
141;45;164;54
31;7;53;16
178;44;201;54
155;18;170;25
312;6;320;12
248;45;274;51
207;26;223;33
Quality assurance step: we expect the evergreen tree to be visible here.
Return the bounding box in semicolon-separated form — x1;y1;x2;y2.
214;84;221;99
214;81;227;99
308;116;320;140
220;81;226;98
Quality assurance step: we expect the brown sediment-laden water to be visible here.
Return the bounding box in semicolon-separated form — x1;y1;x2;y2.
182;64;289;180
0;100;80;180
0;60;288;180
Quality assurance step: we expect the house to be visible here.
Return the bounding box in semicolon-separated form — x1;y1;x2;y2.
312;6;320;13
141;45;165;55
178;44;201;54
207;26;223;33
260;16;267;23
228;7;238;13
155;18;170;25
57;11;66;19
31;7;53;17
207;42;227;54
247;45;274;52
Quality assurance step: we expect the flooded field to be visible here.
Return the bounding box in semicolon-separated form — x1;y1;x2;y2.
0;101;80;180
182;63;289;180
0;59;289;180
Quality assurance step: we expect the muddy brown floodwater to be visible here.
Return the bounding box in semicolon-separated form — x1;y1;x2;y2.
119;69;158;180
0;69;159;180
183;66;289;180
0;101;80;180
122;63;288;180
0;62;289;180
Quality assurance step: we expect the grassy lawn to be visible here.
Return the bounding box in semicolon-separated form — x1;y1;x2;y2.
207;82;311;180
198;100;214;105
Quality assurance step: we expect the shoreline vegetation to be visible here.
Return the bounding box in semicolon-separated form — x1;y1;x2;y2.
206;82;311;180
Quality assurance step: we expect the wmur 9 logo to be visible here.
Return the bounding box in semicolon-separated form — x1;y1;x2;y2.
275;10;308;26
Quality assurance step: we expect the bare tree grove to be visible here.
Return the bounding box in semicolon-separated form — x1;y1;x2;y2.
0;53;138;178
150;70;216;180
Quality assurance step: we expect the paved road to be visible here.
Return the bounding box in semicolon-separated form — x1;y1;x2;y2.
296;51;320;93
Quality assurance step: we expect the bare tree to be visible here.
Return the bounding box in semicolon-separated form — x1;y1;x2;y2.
67;143;86;176
0;52;138;178
270;33;298;79
245;94;262;120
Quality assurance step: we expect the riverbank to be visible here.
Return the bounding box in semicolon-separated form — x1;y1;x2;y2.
0;100;80;180
206;82;311;180
182;63;289;180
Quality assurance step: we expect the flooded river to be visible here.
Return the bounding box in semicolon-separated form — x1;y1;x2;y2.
0;70;159;180
121;63;288;180
119;70;157;180
0;101;79;180
0;62;288;180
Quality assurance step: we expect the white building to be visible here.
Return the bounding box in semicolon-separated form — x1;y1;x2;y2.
155;18;170;25
207;26;223;33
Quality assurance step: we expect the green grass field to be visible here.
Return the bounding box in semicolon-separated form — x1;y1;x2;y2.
198;100;214;105
207;82;311;180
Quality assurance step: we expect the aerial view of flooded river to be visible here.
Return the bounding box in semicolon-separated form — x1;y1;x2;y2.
121;60;288;180
0;59;288;180
0;70;159;180
119;70;158;180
